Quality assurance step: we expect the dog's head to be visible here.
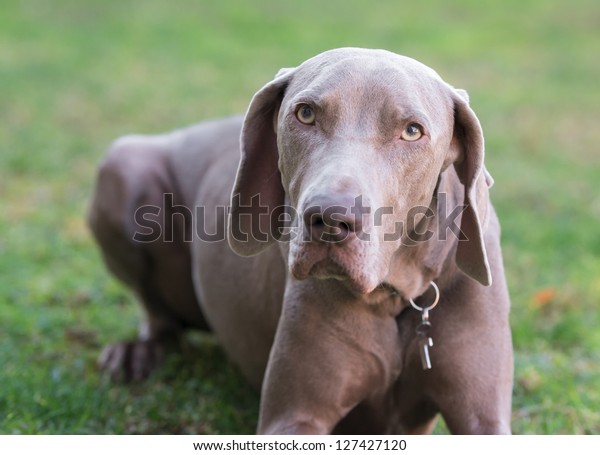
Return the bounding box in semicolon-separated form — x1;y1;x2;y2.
228;48;492;298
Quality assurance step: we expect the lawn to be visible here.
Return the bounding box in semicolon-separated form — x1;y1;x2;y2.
1;0;599;434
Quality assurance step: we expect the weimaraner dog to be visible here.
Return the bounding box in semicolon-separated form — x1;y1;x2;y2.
88;48;513;434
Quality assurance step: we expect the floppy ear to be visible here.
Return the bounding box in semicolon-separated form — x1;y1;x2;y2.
228;68;295;256
451;89;493;286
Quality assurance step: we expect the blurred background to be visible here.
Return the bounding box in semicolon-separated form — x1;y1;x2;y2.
1;0;598;434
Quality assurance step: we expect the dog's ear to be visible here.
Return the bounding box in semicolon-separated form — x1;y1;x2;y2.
228;68;296;256
450;89;493;286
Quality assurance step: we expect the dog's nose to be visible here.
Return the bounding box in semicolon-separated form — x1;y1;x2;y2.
302;195;366;243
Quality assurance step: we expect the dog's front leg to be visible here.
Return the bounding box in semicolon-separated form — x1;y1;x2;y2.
257;280;401;435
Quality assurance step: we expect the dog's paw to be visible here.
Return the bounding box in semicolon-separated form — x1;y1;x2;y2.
98;340;166;382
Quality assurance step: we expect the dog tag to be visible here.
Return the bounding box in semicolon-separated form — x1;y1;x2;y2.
419;336;433;370
410;281;440;371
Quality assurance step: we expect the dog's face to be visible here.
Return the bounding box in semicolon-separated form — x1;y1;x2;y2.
277;51;459;295
229;48;492;298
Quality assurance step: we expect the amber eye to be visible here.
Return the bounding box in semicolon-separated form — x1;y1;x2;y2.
296;104;316;125
400;123;423;141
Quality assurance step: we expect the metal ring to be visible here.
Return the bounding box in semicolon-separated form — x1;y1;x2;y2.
409;281;440;312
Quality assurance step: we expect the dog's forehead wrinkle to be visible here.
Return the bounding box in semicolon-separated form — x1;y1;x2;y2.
292;50;441;99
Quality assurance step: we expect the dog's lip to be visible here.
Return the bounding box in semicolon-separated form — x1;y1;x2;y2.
374;282;400;296
305;258;380;295
289;244;380;295
308;258;349;281
295;257;404;303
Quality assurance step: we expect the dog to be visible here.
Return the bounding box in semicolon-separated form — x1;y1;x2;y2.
88;48;513;434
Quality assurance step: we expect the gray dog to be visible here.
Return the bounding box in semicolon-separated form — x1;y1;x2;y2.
88;48;513;434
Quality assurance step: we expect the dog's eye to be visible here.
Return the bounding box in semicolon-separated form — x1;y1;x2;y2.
400;123;423;141
296;104;316;125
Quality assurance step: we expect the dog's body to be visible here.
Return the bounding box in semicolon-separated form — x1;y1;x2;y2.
89;48;513;434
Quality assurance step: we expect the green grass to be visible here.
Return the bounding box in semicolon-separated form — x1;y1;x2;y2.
1;0;599;434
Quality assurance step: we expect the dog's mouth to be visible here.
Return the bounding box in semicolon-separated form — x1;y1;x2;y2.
307;260;404;304
308;258;350;282
292;254;380;295
289;239;385;296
